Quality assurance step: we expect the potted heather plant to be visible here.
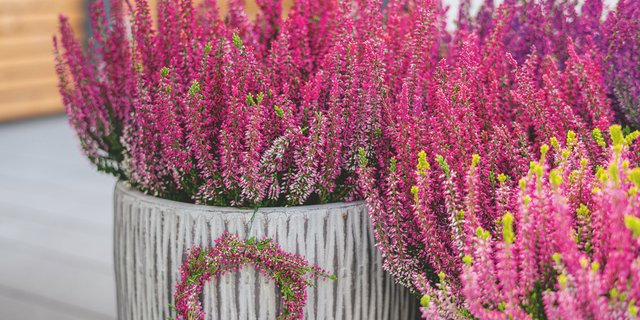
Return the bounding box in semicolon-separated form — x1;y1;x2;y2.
55;0;417;319
56;0;640;317
354;0;640;319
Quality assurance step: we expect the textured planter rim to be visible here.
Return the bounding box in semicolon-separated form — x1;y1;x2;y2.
115;181;366;213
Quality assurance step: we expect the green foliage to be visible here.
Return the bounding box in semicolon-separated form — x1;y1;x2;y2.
274;105;284;118
522;282;548;320
435;155;450;176
232;33;243;50
502;213;515;244
625;215;640;238
417;151;430;175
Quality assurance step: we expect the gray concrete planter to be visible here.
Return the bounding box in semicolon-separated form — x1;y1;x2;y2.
113;181;418;320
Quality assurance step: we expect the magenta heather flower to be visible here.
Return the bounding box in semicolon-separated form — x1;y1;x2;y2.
462;0;640;130
357;0;617;294
54;0;134;176
56;0;634;209
172;233;334;320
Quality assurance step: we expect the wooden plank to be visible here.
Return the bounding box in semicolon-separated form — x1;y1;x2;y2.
0;13;82;37
0;0;83;16
0;96;63;121
0;78;59;105
0;0;82;121
0;36;57;61
0;57;56;86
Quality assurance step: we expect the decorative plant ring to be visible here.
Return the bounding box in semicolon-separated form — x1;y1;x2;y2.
171;232;335;320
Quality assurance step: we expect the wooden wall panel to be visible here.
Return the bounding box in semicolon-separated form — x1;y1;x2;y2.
0;0;83;122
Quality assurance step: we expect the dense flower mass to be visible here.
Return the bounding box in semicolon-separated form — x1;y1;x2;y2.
55;0;387;206
55;0;640;318
358;0;632;291
55;0;638;207
173;233;333;320
417;126;640;319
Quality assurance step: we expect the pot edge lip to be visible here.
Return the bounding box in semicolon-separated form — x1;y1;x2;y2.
115;180;366;213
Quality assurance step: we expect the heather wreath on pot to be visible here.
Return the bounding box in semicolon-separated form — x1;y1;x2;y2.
54;0;419;319
172;233;336;320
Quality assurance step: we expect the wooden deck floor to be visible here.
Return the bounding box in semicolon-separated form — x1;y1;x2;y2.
0;116;116;319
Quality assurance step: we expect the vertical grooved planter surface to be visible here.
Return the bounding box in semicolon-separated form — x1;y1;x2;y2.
114;182;418;320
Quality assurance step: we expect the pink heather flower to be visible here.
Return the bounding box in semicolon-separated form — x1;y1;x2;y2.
57;0;633;211
358;0;617;294
57;0;391;207
438;126;640;319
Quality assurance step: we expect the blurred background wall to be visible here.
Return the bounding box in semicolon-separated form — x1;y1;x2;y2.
0;1;83;121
